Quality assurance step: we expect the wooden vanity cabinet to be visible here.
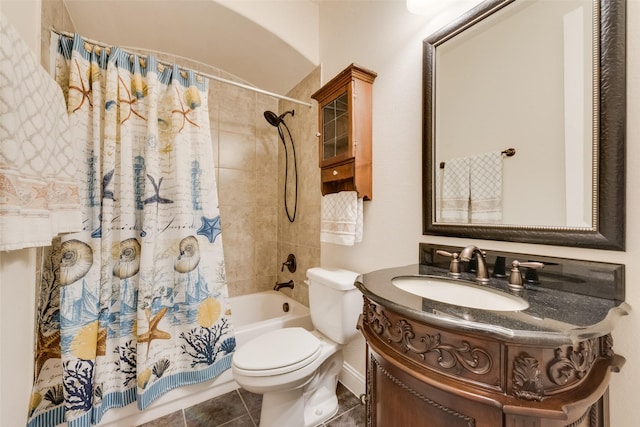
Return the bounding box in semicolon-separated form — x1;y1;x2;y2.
368;348;503;427
311;64;376;200
359;297;623;427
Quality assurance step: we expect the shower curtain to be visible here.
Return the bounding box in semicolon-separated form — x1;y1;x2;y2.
27;34;235;427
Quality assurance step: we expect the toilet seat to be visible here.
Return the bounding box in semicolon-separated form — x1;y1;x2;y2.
232;327;322;377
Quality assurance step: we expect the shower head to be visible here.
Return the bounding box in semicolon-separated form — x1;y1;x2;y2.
263;110;294;127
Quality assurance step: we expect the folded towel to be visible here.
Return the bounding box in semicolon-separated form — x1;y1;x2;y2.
0;14;81;250
438;157;470;223
470;152;503;223
354;196;363;243
321;191;363;245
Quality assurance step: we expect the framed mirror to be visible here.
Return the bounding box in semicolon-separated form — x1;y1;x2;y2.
423;0;626;250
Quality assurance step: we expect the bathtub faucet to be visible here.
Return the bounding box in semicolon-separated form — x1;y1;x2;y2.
274;280;295;291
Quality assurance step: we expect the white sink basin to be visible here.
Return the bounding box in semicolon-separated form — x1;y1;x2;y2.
392;276;529;312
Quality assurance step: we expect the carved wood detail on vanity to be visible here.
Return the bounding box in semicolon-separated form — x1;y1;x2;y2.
548;339;599;386
362;296;502;391
512;354;544;401
508;335;611;401
360;296;623;427
566;403;600;427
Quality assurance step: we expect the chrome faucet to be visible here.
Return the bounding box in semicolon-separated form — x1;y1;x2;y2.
459;245;490;284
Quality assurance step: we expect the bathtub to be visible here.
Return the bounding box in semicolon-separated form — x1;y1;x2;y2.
231;290;313;346
100;291;312;426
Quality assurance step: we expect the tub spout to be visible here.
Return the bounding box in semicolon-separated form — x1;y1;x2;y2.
274;280;294;291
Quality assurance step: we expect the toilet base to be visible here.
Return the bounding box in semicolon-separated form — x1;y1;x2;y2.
260;388;307;427
258;352;343;427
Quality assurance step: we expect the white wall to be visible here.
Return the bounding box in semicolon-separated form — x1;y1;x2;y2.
0;249;37;427
318;1;639;426
0;0;40;56
220;0;319;65
0;2;42;427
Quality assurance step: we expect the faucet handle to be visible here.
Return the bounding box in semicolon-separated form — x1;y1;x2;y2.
508;260;544;291
436;250;461;277
281;253;297;273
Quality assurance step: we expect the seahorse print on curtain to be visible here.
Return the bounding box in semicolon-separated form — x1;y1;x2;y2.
27;34;235;427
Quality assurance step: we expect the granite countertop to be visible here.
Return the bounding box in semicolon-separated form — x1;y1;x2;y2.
356;264;631;346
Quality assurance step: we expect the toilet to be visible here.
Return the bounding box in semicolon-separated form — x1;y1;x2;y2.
231;267;361;427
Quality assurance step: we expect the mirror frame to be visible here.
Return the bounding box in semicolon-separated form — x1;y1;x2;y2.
423;0;626;250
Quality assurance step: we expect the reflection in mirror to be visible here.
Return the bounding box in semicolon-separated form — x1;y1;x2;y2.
435;0;593;227
423;0;626;250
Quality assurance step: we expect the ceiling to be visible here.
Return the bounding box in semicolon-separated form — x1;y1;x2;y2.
63;0;319;95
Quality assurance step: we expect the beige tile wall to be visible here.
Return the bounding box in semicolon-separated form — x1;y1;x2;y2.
213;73;281;297
41;0;321;303
276;67;322;307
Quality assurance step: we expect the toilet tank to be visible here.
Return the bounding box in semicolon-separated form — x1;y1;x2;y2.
306;267;361;344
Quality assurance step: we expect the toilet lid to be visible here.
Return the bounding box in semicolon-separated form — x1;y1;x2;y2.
233;327;321;372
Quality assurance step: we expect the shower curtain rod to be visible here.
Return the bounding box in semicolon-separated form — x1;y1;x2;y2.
50;27;313;108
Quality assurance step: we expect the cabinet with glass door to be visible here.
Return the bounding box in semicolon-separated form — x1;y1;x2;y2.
311;64;376;200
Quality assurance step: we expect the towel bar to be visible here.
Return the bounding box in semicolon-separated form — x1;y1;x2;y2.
440;148;516;169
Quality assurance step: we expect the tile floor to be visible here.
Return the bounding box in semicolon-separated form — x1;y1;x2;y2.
138;383;366;427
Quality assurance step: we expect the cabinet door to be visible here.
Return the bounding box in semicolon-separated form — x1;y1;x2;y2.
367;349;502;427
320;90;352;166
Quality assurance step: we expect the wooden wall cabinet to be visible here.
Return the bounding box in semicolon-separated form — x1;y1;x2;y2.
359;296;623;427
311;64;376;200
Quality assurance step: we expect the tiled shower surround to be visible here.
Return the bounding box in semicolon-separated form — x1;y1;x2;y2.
41;0;321;307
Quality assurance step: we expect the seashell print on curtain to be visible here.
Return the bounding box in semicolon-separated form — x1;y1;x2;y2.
27;34;235;427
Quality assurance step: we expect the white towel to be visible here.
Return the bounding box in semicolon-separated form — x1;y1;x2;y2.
470;152;503;223
321;191;363;245
0;14;81;250
438;157;470;223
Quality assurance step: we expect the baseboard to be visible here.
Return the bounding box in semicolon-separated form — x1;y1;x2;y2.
339;361;366;397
